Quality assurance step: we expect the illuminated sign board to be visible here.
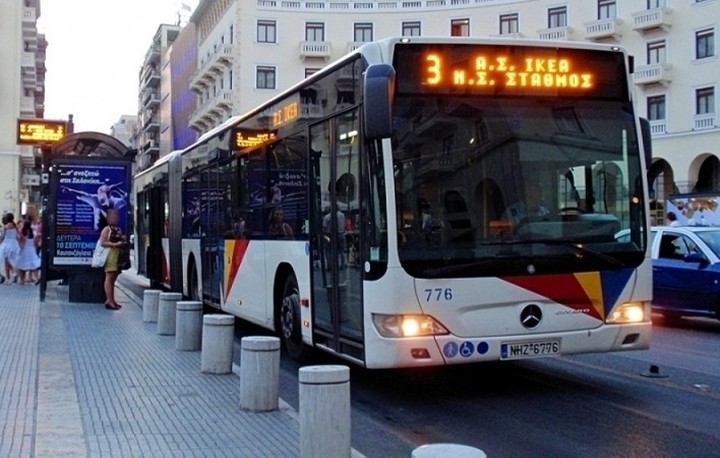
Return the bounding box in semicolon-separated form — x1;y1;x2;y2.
393;44;627;99
232;129;277;152
271;100;299;128
17;118;67;145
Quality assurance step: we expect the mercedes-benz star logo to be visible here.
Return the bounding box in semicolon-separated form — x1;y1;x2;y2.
520;304;542;329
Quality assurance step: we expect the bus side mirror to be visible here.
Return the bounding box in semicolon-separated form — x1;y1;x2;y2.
363;64;395;140
640;117;652;170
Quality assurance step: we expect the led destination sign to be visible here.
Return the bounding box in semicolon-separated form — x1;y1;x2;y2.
232;129;277;152
424;54;592;90
17;118;66;145
393;43;628;99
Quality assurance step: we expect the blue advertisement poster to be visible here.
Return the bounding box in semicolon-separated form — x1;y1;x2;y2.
53;162;129;265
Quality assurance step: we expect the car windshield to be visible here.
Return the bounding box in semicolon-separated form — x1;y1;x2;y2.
696;230;720;258
392;95;646;278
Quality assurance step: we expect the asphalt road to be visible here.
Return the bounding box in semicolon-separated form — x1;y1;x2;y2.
119;274;720;457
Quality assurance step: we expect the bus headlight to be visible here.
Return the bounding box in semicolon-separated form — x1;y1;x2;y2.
607;302;646;324
372;314;449;338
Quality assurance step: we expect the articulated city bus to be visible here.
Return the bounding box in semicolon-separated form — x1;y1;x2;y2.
134;37;653;368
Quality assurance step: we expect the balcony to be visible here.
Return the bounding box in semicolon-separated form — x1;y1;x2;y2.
537;26;572;41
649;120;666;136
142;89;161;109
21;51;36;70
584;18;622;40
632;8;672;32
22;6;36;22
347;42;364;53
189;91;233;131
633;63;672;86
191;45;234;92
299;41;331;60
300;102;323;119
142;71;161;88
694;113;716;131
20;96;35;116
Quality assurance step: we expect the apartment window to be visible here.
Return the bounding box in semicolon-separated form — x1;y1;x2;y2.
305;68;321;78
647;40;666;64
548;6;567;28
451;19;470;37
598;0;617;20
696;28;715;60
353;23;373;43
647;95;666;120
306;22;325;42
256;66;276;90
229;69;233;90
257;20;277;43
696;87;715;115
402;21;421;37
647;0;665;8
230;25;234;44
499;13;519;34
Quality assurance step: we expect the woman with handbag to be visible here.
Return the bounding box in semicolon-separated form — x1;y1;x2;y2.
99;209;126;310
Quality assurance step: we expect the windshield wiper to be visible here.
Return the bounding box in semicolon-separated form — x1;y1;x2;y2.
502;238;626;268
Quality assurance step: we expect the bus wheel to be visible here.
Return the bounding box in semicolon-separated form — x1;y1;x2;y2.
280;275;308;361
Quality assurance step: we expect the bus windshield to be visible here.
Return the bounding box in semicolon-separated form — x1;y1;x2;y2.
392;94;646;278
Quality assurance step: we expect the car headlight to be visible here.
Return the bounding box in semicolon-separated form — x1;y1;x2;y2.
607;302;646;324
372;314;449;338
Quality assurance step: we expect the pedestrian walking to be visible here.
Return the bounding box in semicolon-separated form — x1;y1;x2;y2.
0;213;21;284
15;219;41;284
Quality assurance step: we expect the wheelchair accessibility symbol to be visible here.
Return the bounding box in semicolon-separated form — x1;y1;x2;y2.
459;341;475;358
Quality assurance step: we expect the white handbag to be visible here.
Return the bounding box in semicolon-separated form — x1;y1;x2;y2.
91;240;110;268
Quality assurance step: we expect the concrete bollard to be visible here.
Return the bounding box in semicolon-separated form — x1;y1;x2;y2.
142;290;161;323
201;314;235;374
299;365;351;458
239;336;281;412
175;301;203;351
157;292;182;336
412;444;487;458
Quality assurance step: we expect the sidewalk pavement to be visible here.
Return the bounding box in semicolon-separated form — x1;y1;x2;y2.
0;278;300;457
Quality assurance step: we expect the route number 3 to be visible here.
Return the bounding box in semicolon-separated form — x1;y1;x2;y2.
424;288;453;302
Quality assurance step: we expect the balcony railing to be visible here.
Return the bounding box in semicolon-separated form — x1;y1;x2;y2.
22;6;36;22
537;26;572;41
189;91;233;130
347;42;364;53
299;41;332;59
191;45;234;92
21;51;36;70
584;18;622;40
649;120;666;136
633;63;672;86
694;113;716;130
20;96;35;115
632;7;672;32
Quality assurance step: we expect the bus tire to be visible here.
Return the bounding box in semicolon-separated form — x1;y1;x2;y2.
279;274;308;361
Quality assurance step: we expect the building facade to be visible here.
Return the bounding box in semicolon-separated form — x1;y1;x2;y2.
110;115;138;147
134;24;181;171
0;0;47;215
181;0;718;206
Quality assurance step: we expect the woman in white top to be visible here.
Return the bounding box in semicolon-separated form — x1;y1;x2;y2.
0;213;21;284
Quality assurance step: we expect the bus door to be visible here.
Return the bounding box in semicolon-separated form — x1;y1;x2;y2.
142;179;167;288
200;162;222;306
309;112;364;361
